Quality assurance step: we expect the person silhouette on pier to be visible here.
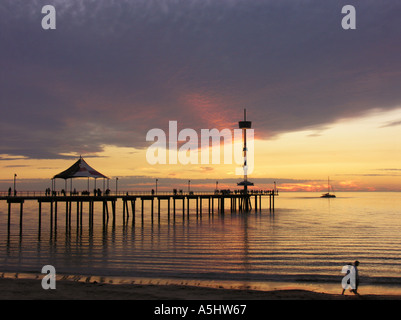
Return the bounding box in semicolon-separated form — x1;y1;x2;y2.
8;187;11;196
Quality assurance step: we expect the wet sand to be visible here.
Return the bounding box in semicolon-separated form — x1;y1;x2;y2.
0;277;400;300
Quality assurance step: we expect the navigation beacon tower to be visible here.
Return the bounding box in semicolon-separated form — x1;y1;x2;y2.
237;109;254;211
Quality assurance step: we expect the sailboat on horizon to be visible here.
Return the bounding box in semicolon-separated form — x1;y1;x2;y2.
321;177;336;198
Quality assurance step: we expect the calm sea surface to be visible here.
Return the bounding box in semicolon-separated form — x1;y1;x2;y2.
1;192;401;294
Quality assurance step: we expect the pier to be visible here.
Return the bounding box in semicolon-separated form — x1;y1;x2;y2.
1;110;279;233
0;190;278;233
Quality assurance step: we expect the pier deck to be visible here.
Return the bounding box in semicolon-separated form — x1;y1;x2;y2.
0;191;278;232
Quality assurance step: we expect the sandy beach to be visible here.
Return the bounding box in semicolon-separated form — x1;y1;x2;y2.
1;277;400;300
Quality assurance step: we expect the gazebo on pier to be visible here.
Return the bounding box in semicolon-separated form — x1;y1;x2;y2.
52;156;109;195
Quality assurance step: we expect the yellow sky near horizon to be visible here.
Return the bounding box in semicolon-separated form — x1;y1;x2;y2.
1;108;401;191
255;108;401;189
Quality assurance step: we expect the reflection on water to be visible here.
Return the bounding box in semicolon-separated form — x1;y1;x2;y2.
1;192;401;293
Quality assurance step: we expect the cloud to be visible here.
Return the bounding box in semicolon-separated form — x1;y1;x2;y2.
380;120;401;128
336;169;401;177
1;0;401;159
3;165;30;168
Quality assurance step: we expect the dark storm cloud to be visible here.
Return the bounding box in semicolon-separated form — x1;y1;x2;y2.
1;0;400;159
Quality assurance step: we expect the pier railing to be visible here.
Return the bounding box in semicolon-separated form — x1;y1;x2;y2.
0;189;277;198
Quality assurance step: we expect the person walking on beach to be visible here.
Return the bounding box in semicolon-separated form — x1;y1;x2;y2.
341;261;360;295
351;261;360;295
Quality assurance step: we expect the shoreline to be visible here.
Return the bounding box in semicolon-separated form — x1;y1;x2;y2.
1;273;401;300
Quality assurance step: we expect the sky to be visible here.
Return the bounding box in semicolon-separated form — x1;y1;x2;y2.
1;0;401;192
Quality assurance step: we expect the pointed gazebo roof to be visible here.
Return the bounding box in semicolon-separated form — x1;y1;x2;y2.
53;157;108;180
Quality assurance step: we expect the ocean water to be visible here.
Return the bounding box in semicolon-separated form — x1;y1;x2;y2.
1;192;401;294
